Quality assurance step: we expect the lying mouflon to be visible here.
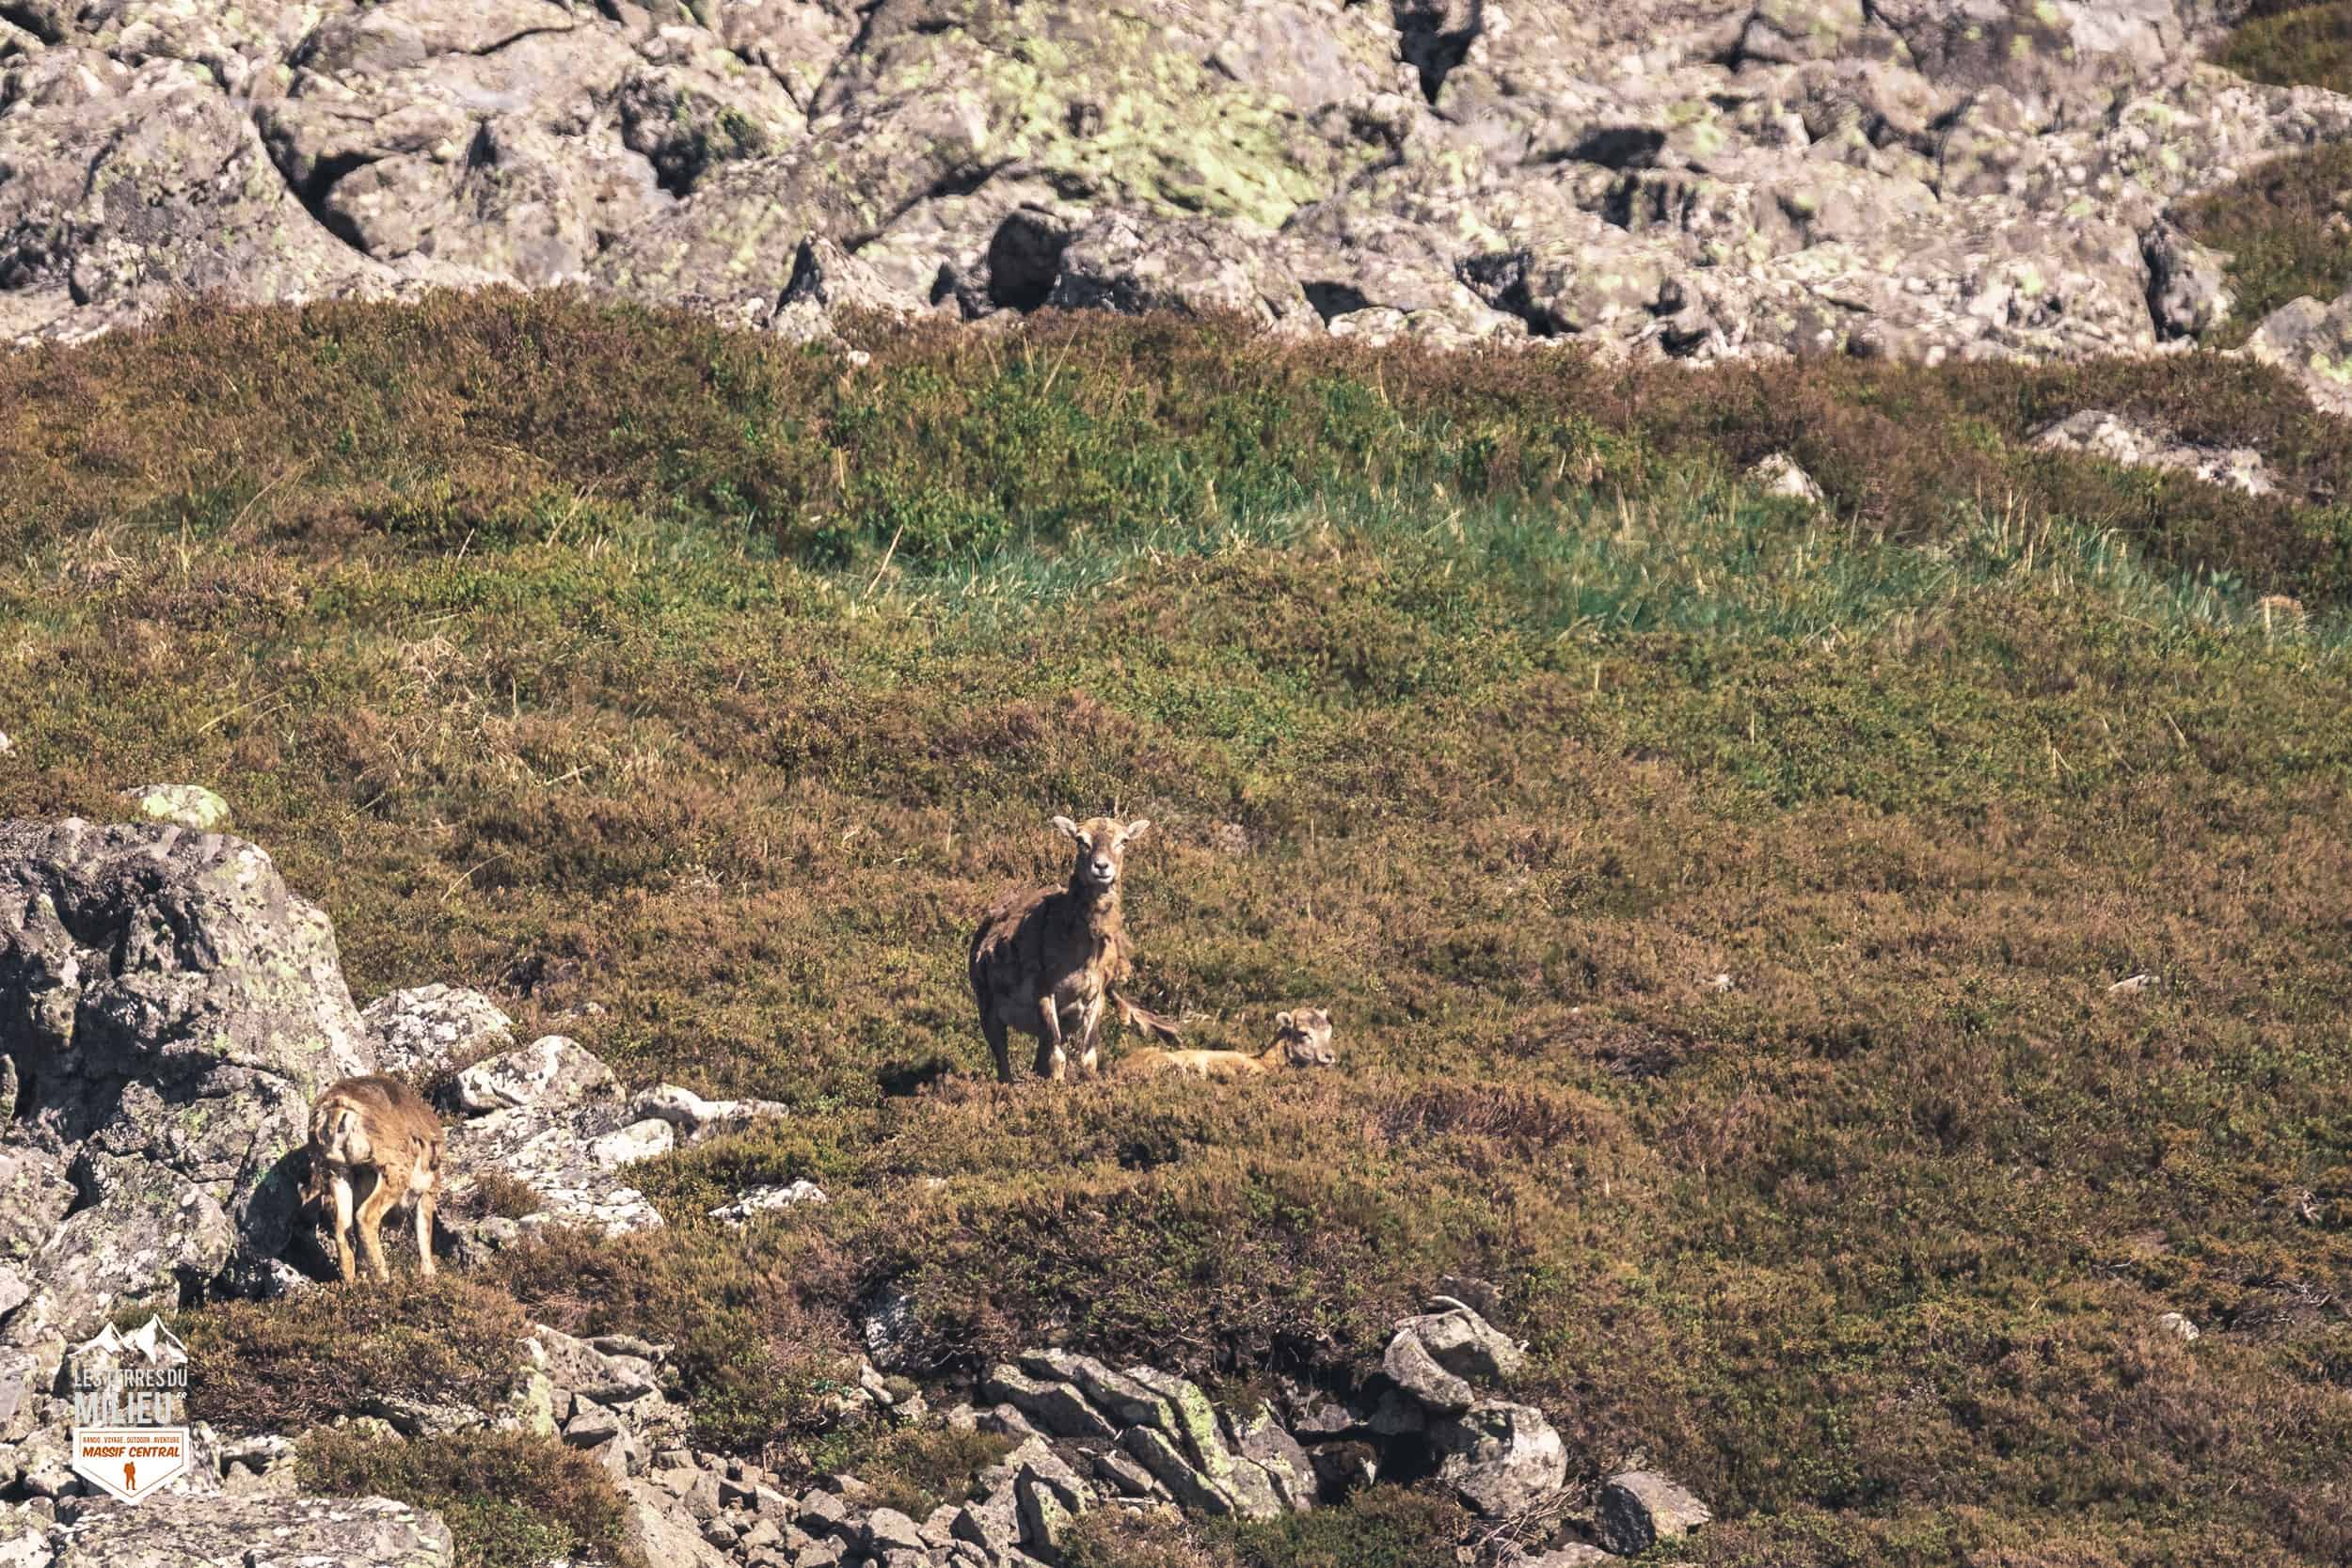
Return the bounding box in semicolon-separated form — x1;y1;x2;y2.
968;814;1183;1083
1120;1007;1338;1081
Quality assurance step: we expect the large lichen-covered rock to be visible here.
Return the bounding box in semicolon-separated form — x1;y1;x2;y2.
0;820;373;1339
452;1035;615;1115
49;1492;453;1568
437;1036;664;1237
0;1145;72;1323
253;0;662;285
1224;1402;1319;1513
0;72;418;345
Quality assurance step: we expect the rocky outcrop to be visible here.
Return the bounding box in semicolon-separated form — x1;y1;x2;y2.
2;3;2349;369
0;819;373;1342
436;1036;658;1241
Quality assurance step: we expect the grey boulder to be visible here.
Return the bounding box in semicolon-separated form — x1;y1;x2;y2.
1430;1400;1567;1517
1596;1469;1712;1555
0;820;373;1338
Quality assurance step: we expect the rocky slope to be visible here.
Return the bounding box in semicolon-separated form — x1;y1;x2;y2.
2;2;2350;370
0;803;1701;1568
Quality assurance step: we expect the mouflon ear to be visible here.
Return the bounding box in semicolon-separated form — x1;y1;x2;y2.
1275;1011;1293;1032
1052;815;1085;843
1120;818;1151;844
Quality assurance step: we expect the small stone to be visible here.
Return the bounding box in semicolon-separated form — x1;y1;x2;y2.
588;1431;642;1481
1089;1448;1166;1498
980;1402;1043;1441
563;1398;623;1448
1381;1326;1473;1414
2157;1311;2200;1343
861;1290;921;1372
952;1490;1025;1557
707;1180;830;1225
1523;1546;1613;1567
1748;452;1824;505
590;1333;666;1360
588;1117;676;1168
2108;973;2160;996
1597;1470;1711;1555
797;1488;848;1534
118;784;231;832
865;1507;927;1554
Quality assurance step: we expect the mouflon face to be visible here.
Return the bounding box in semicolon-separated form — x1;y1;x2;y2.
1053;814;1151;891
1275;1007;1337;1067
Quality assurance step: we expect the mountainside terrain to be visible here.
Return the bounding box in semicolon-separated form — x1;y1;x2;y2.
4;0;2352;380
0;280;2346;1566
4;6;2352;1568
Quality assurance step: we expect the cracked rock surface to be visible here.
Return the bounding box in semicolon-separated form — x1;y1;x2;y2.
2;2;2349;362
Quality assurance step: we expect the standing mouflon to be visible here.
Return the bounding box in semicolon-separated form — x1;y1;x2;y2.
303;1074;444;1283
968;814;1181;1083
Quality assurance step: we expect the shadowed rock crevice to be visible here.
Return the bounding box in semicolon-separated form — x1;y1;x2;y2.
1392;0;1481;104
271;145;386;252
